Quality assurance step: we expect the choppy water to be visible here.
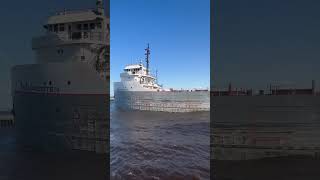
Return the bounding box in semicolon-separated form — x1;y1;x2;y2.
110;101;210;180
0;128;108;180
0;101;210;179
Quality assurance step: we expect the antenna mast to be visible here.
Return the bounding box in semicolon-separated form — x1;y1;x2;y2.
96;0;104;15
145;43;150;75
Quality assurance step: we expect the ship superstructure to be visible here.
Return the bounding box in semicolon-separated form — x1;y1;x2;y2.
11;0;109;153
114;44;161;92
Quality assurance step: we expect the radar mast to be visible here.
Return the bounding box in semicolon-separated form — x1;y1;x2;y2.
145;43;150;75
96;0;104;15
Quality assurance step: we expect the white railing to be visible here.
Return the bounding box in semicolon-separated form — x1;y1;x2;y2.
33;31;109;48
64;31;108;42
54;8;96;16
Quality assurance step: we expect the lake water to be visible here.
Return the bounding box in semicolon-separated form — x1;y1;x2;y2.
110;101;210;179
0;102;210;180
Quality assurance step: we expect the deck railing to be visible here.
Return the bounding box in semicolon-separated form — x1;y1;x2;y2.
54;8;96;16
66;31;108;42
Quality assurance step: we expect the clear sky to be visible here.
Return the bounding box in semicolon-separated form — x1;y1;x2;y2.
213;0;320;90
110;0;210;95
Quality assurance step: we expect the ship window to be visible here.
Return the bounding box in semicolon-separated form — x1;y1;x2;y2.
49;81;52;85
72;32;82;40
67;81;71;85
54;24;58;32
57;49;64;55
83;24;89;30
81;56;85;60
48;25;53;32
77;24;82;30
59;24;65;31
97;22;102;29
90;23;95;30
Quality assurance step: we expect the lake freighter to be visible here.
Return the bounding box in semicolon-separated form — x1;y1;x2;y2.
114;44;210;112
11;0;109;153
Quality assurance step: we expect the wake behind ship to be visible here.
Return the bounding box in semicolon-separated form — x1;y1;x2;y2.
114;44;210;112
11;0;109;153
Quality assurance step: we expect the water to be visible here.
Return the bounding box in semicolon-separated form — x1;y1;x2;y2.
0;101;210;179
110;101;210;179
0;128;108;180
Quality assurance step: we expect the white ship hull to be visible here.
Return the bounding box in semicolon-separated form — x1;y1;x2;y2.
11;62;109;153
114;90;210;112
114;81;158;92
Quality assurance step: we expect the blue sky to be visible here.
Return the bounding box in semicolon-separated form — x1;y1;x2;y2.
110;0;210;95
213;0;320;89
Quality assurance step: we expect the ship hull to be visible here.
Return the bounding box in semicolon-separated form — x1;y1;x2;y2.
114;90;210;112
11;63;109;153
212;95;320;160
13;93;109;153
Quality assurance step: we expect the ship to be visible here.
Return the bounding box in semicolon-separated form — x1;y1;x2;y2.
212;81;320;160
11;0;109;153
114;44;210;112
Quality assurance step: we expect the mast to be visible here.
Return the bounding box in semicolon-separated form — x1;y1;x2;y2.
96;0;104;15
145;43;150;75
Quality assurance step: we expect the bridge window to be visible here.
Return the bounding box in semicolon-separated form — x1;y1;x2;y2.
90;23;95;30
54;24;58;32
77;24;82;30
59;24;65;31
48;25;53;32
72;32;82;40
97;22;102;29
83;24;89;30
57;49;64;55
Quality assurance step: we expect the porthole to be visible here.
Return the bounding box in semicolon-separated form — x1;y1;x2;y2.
57;49;64;55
